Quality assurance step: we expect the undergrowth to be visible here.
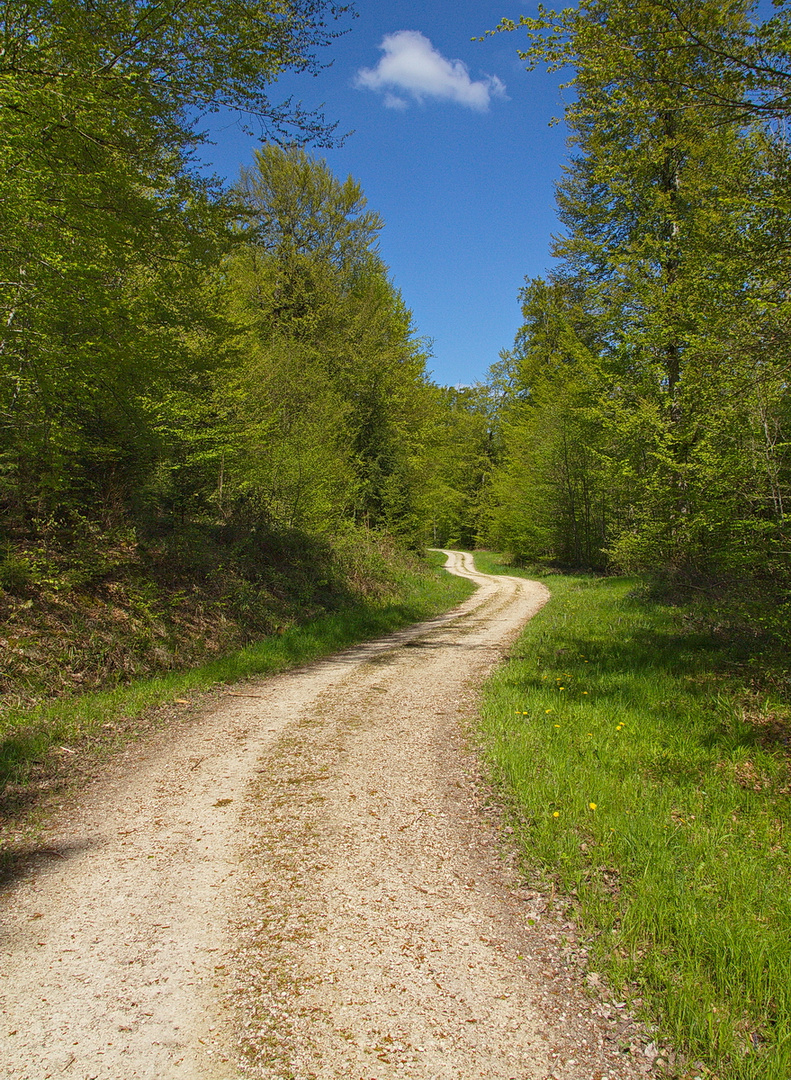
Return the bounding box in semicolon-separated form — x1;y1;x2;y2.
0;521;435;705
474;552;791;1080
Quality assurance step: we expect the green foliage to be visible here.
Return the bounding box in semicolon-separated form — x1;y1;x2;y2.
0;6;485;743
238;144;385;270
0;0;464;661
223;145;437;544
418;385;494;548
482;0;791;599
0;0;351;526
476;558;791;1079
484;278;611;567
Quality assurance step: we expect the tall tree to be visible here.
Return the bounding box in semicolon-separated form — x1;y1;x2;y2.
486;0;791;580
0;1;352;528
422;386;494;549
223;146;434;542
484;277;610;566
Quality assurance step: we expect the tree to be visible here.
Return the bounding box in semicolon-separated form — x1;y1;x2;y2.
483;277;610;566
487;0;791;580
418;385;494;549
0;1;353;528
222;146;434;543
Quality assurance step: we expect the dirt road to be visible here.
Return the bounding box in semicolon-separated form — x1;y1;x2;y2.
0;552;655;1080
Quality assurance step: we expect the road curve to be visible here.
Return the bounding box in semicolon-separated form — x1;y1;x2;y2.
0;553;648;1080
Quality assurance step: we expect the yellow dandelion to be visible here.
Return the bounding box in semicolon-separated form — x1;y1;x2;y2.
589;802;597;811
553;724;560;728
582;691;588;695
553;811;560;818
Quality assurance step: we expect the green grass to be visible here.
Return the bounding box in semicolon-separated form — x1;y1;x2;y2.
472;550;552;578
473;554;791;1080
0;553;474;817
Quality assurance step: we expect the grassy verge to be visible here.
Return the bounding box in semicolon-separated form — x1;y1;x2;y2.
0;551;474;833
473;553;791;1080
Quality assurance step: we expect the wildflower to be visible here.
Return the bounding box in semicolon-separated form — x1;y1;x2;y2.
589;802;597;811
582;691;588;695
553;811;560;818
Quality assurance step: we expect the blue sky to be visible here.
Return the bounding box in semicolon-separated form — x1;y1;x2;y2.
200;2;569;387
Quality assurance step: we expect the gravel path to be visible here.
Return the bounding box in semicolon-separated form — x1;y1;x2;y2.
0;552;658;1080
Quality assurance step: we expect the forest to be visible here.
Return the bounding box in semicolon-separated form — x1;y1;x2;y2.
2;4;791;1076
485;0;791;637
0;0;487;700
0;0;789;685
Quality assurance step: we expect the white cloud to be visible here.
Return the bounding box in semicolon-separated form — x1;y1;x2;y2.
355;30;507;113
384;91;409;111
